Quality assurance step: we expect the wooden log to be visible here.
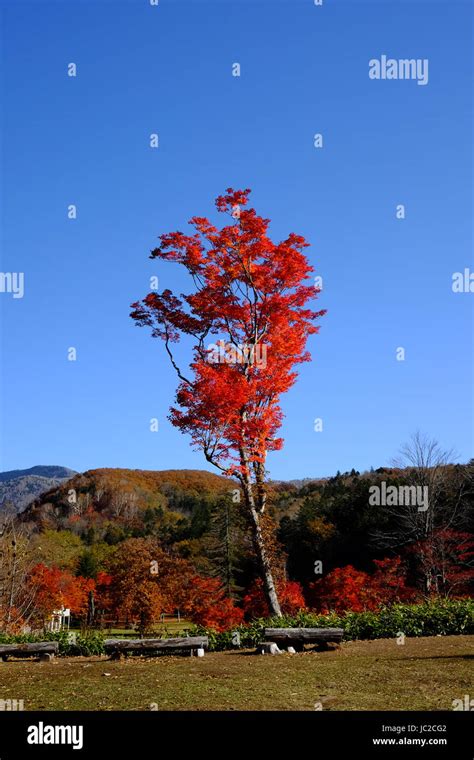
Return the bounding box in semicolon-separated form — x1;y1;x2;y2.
264;628;343;644
104;636;208;654
0;642;59;657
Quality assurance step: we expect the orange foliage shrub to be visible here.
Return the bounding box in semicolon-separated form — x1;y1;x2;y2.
29;563;94;621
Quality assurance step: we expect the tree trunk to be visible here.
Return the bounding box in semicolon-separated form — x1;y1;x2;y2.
238;444;282;617
248;504;282;617
223;500;233;598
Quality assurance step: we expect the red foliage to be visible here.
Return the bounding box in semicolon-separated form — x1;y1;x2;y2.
29;563;94;620
372;557;416;601
182;576;244;632
93;572;113;613
308;558;417;613
406;529;474;597
243;578;306;619
130;188;325;479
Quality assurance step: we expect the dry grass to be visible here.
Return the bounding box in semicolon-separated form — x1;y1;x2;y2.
0;635;472;711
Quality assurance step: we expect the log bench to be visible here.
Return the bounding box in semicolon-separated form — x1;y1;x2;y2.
0;641;59;662
104;636;208;660
264;628;344;652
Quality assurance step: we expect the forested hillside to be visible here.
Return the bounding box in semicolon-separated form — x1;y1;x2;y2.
9;461;472;628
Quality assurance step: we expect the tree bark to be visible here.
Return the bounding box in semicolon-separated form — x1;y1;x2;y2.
239;442;282;617
248;503;282;617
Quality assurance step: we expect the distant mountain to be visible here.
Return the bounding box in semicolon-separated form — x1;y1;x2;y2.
0;466;77;514
0;465;76;483
269;477;329;488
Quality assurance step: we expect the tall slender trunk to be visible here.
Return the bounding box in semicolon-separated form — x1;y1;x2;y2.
239;445;282;617
223;500;233;597
247;502;282;617
6;537;18;629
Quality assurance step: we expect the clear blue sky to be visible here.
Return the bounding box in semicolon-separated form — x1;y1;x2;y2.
0;0;472;479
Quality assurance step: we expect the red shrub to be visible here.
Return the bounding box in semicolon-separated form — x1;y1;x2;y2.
243;578;306;619
183;576;244;632
308;558;417;613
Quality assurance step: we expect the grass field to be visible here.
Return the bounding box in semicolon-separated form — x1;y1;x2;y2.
70;620;192;637
0;636;472;711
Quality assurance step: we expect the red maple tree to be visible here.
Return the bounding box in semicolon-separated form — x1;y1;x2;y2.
29;563;94;625
131;188;325;616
